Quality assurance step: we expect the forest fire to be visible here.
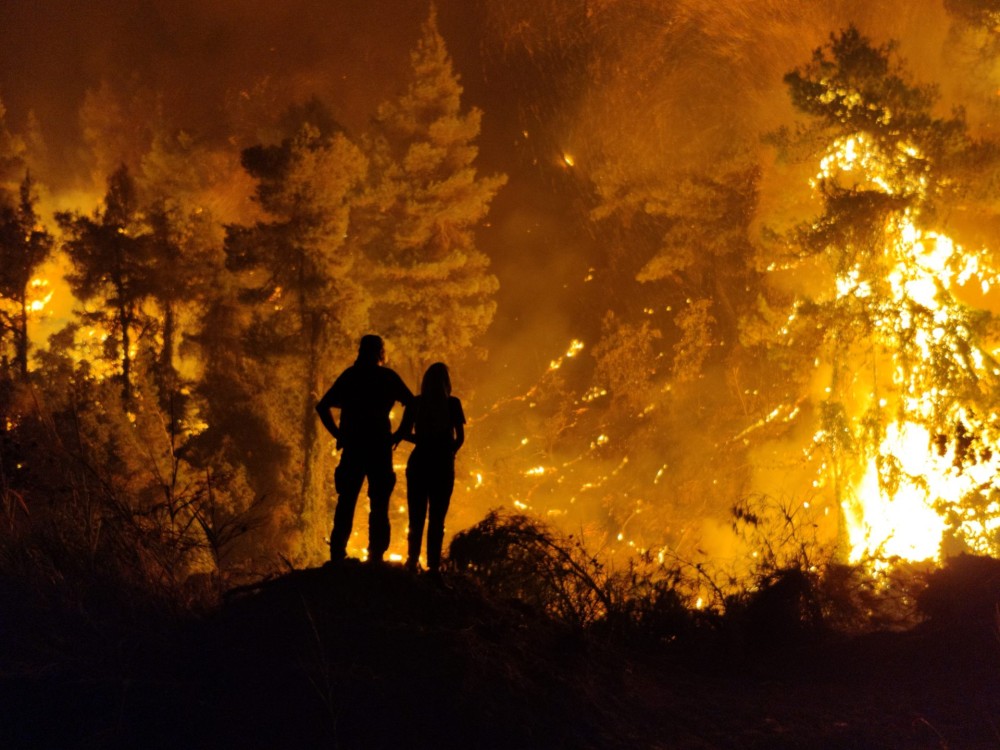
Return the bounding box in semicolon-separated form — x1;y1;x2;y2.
2;1;1000;602
6;4;1000;748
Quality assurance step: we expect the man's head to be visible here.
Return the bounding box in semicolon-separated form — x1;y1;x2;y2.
356;334;385;366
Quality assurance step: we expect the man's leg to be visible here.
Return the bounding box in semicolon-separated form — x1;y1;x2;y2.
365;444;396;562
330;449;365;560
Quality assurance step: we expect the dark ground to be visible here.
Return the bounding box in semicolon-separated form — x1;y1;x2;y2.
1;558;999;750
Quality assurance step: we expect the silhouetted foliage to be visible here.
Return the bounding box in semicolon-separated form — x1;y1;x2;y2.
916;553;1000;625
58;165;153;401
727;494;926;636
945;0;1000;26
0;172;53;378
450;509;695;640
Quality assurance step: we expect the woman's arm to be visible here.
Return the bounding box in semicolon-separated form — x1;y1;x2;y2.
452;398;465;453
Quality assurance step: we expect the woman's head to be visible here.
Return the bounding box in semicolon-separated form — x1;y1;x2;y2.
421;362;451;400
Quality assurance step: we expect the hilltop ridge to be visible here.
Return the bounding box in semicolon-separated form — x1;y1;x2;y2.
3;556;1000;749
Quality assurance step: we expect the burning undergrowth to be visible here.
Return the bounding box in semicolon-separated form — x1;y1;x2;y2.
450;504;934;643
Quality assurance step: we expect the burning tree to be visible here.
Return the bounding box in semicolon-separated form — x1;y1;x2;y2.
756;27;1000;563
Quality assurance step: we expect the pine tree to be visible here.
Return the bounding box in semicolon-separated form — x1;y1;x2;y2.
365;6;506;381
136;129;232;426
58;165;153;401
0;98;27;190
229;119;369;561
0;172;54;379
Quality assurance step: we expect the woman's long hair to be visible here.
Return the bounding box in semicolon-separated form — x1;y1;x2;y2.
420;362;451;400
416;362;452;439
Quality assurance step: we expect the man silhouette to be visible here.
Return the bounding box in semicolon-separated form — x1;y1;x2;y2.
316;334;413;563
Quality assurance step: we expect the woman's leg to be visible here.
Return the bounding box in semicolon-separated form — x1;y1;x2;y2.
425;462;455;571
406;460;429;566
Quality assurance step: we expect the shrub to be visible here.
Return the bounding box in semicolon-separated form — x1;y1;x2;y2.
448;509;695;641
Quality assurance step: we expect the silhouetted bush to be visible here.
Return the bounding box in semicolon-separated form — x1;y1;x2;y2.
0;370;271;643
448;502;933;649
916;553;1000;626
725;495;926;638
735;566;820;647
448;509;696;641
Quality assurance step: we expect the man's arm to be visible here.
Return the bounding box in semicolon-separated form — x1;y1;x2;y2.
390;373;415;448
392;401;416;447
316;386;341;446
392;370;415;408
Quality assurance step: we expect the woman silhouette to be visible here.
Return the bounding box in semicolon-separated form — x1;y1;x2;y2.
394;362;465;576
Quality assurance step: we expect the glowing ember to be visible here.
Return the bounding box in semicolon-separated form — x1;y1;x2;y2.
27;278;52;313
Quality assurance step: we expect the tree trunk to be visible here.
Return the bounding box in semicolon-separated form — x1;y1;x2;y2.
120;303;132;401
299;309;328;564
16;293;28;379
161;302;175;378
159;302;179;434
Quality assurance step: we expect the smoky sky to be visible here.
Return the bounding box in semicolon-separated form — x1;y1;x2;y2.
0;1;433;163
0;0;965;199
0;0;967;180
0;0;973;400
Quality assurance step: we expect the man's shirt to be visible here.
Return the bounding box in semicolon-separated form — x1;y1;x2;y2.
318;364;413;446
